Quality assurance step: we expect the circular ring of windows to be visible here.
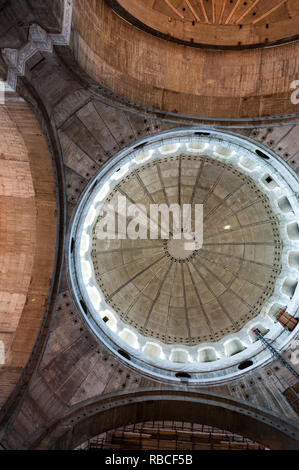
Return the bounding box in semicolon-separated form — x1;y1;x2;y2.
68;128;299;384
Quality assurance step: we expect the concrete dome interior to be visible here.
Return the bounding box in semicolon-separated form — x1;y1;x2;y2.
109;0;299;48
91;156;280;346
71;0;299;123
70;130;299;382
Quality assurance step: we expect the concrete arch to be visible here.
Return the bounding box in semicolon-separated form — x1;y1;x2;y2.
34;390;299;450
0;97;57;410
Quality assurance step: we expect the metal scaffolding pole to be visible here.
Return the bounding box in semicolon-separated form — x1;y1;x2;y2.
253;329;299;381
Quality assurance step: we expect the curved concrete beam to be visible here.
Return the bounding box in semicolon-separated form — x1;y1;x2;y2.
33;390;299;450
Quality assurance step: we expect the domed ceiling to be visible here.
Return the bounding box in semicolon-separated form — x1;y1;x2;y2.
69;129;299;382
107;0;299;48
92;156;281;346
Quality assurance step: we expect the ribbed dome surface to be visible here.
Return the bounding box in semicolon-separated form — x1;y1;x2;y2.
91;155;282;346
108;0;299;48
129;0;292;25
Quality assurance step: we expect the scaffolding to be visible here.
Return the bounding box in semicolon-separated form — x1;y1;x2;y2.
253;329;299;381
253;328;299;413
77;421;266;451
